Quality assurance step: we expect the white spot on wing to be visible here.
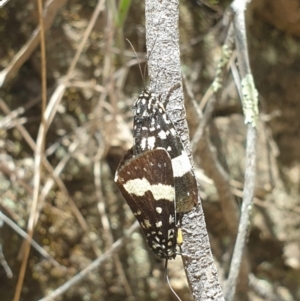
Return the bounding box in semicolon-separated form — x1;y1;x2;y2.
170;128;176;136
171;151;192;177
169;214;175;224
156;221;162;228
141;138;147;150
144;220;151;228
156;207;162;214
147;136;156;149
168;229;174;238
158;130;167;139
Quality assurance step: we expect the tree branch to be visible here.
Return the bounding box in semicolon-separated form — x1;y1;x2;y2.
225;1;258;300
145;1;224;300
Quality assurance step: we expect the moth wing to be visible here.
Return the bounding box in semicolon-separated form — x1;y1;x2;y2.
115;147;177;259
151;109;199;213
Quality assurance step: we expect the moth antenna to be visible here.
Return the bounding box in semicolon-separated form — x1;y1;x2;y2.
126;34;159;91
145;34;160;90
164;259;182;301
165;83;181;103
126;38;146;89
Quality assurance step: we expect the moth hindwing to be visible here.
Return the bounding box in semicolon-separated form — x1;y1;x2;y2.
132;87;198;213
115;147;178;259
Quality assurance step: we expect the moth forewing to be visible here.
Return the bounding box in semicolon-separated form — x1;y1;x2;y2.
115;148;178;259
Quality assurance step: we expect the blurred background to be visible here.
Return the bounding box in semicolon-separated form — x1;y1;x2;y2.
0;0;300;300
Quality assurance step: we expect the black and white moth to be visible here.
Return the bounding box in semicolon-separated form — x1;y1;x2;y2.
115;86;197;259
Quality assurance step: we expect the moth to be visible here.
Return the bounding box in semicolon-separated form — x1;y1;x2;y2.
115;86;197;259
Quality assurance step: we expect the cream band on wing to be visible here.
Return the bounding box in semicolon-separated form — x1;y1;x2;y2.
124;178;175;201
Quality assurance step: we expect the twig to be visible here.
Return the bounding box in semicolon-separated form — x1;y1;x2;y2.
0;216;13;278
39;1;107;179
37;135;105;258
13;0;48;298
11;0;105;301
0;211;61;267
90;8;133;294
36;221;140;301
0;244;12;278
0;0;67;87
94;154;134;297
191;25;235;150
0;100;95;231
198;133;240;236
66;80;105;93
0;88;55;130
224;1;258;300
186;46;241;238
249;274;285;301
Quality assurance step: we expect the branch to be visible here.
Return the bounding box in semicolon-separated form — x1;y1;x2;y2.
225;1;258;300
145;1;224;300
0;0;67;87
